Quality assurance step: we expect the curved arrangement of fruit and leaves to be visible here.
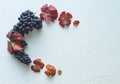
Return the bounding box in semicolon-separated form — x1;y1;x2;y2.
6;4;79;76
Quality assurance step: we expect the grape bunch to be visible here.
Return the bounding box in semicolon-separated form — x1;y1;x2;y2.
13;10;42;36
14;51;31;65
7;10;43;65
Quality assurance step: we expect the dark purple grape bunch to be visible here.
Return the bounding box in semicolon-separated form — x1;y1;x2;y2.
13;10;42;36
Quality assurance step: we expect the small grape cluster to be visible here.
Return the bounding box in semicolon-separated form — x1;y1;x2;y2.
7;10;43;65
14;51;31;65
